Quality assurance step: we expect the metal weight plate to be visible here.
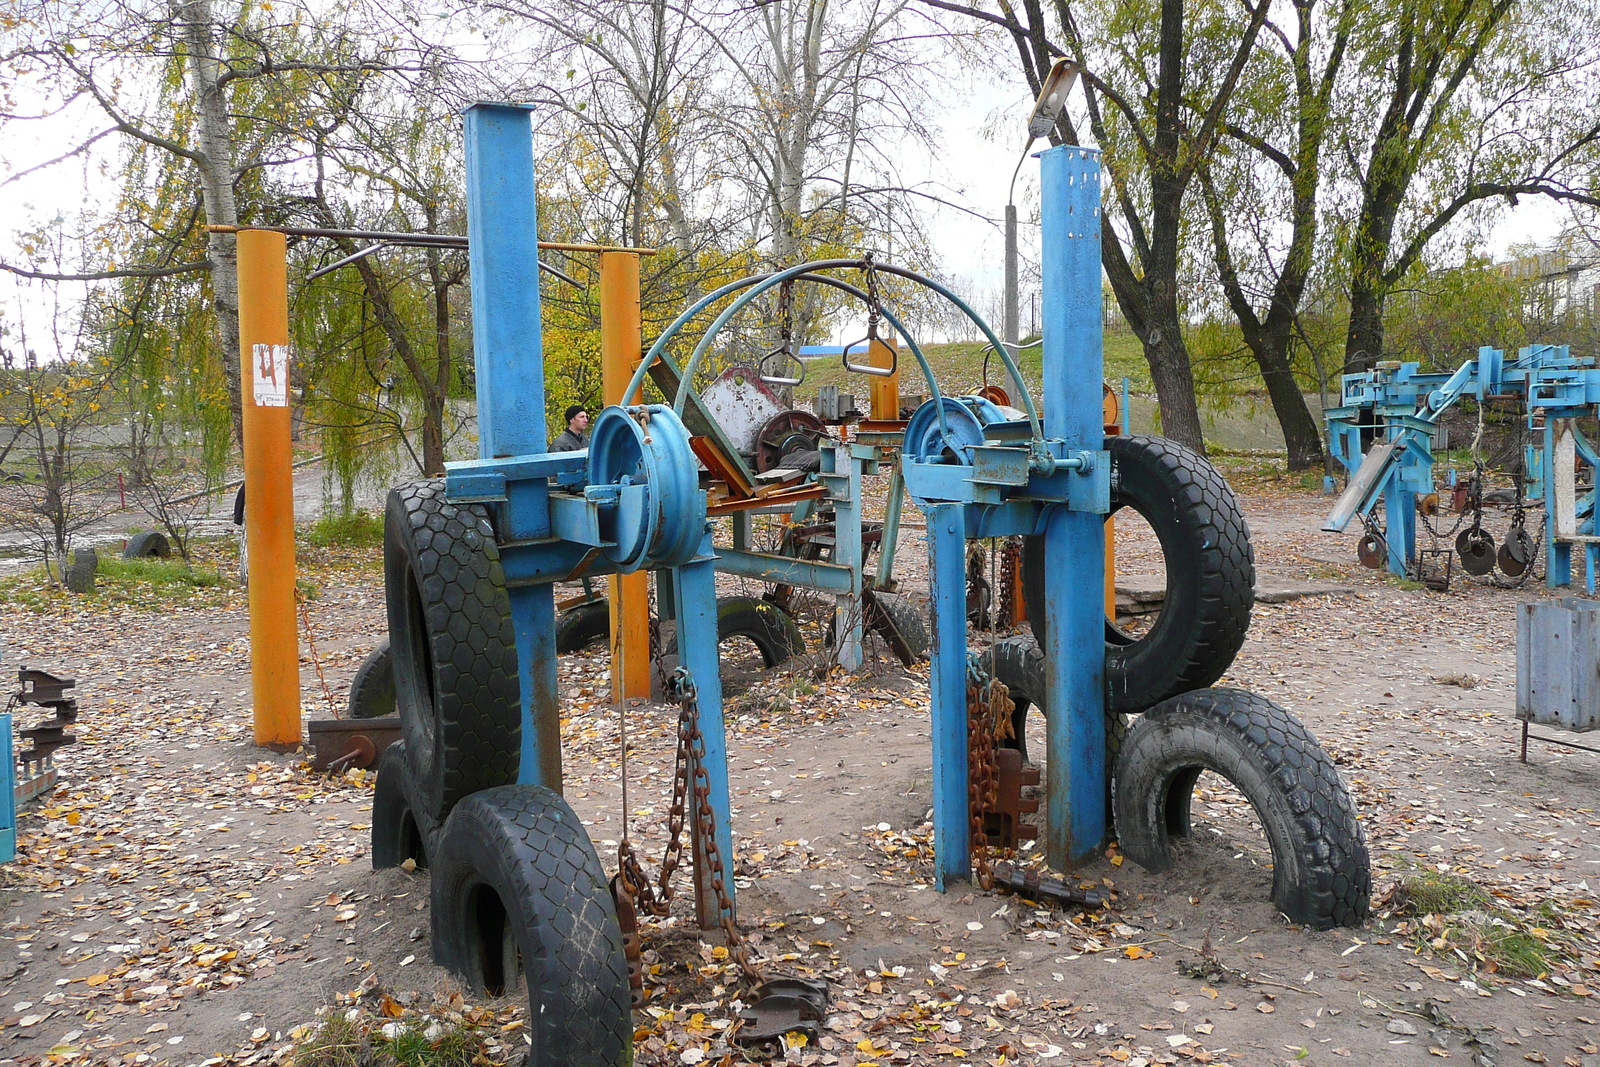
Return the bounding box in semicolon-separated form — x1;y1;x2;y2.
1458;529;1497;576
1357;533;1386;569
1507;525;1536;565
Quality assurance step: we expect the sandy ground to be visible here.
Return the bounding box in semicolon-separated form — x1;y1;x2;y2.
4;463;1600;1067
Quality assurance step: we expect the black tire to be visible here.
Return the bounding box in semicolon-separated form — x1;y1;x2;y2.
347;639;396;720
1112;688;1370;930
556;599;612;654
983;634;1128;767
870;591;929;660
371;741;433;871
385;480;520;827
431;786;631;1065
124;531;171;559
659;595;807;668
1023;434;1254;715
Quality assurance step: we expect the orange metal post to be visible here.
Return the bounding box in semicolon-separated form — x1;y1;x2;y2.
1104;386;1120;620
868;335;900;420
236;230;302;749
600;252;651;700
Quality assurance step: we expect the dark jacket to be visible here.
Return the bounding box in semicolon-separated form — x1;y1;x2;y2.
552;428;588;452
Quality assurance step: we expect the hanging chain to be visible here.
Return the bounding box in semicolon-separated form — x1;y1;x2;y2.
861;254;883;345
617;666;764;989
966;654;1010;891
294;589;337;715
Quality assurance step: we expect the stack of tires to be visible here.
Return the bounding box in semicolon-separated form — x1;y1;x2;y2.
372;480;633;1065
983;435;1369;930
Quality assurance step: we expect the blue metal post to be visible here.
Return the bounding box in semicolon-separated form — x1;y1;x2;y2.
1384;480;1415;578
0;713;14;863
927;502;971;890
463;103;562;790
1039;144;1108;868
824;441;865;670
675;530;734;925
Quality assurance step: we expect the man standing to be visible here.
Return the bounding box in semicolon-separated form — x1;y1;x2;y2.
552;405;590;451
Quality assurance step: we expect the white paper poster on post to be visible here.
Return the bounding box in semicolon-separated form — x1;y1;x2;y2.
252;343;290;407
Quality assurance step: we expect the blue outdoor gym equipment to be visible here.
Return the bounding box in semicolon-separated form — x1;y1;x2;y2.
377;102;1370;1066
1324;344;1600;590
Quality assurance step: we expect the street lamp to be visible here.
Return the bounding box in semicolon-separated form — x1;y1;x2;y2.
1006;58;1083;347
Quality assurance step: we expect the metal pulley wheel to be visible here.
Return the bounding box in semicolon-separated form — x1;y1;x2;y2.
1498;524;1536;577
1456;527;1497;576
1357;532;1386;569
753;409;829;473
586;404;703;572
902;395;1009;465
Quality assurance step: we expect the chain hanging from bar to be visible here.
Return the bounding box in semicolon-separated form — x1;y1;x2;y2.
616;667;765;990
966;654;1011;891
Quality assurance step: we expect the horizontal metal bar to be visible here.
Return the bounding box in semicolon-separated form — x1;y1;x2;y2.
206;224;656;255
715;548;854;593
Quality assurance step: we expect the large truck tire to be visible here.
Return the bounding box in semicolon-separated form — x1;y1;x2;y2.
1112;687;1370;930
430;786;632;1066
1024;434;1254;715
384;480;520;827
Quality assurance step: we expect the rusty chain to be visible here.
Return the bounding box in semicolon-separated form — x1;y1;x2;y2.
294;588;337;715
617;666;765;990
966;656;1010;891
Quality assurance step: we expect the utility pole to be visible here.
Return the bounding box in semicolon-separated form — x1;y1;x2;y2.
1004;204;1020;346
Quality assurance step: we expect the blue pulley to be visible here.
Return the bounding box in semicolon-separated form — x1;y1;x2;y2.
586;404;704;572
903;395;1009;465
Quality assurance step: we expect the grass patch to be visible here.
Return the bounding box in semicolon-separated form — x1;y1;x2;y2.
1390;870;1491;915
0;544;239;612
306;510;385;548
1386;868;1583;982
290;994;499;1067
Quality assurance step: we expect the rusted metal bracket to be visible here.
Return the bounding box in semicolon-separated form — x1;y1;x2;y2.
14;669;80;803
990;861;1107;910
733;977;831;1048
983;746;1039;848
306;717;401;772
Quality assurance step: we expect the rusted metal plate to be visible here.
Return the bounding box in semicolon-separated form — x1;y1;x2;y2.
306;717;401;772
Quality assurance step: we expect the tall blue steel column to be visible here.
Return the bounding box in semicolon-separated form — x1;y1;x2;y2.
462;104;562;791
927;501;970;890
674;529;735;924
1039;145;1108;868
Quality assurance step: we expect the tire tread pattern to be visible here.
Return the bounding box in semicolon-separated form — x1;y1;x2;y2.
1113;687;1370;929
431;786;632;1066
386;480;520;825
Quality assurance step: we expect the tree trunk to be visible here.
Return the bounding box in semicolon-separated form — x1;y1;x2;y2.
173;0;243;442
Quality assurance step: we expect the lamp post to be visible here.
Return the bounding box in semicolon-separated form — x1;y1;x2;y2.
1005;58;1082;349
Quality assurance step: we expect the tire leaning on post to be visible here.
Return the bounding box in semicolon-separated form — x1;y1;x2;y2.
1023;434;1255;716
384;480;521;828
1112;687;1371;930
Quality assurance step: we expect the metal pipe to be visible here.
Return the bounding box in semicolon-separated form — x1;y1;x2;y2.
207;223;656;256
236;229;302;750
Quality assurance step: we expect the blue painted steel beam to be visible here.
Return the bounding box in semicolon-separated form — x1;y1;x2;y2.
1038;144;1108;869
715;549;855;594
462;103;561;791
926;502;971;890
0;714;14;863
675;532;735;924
